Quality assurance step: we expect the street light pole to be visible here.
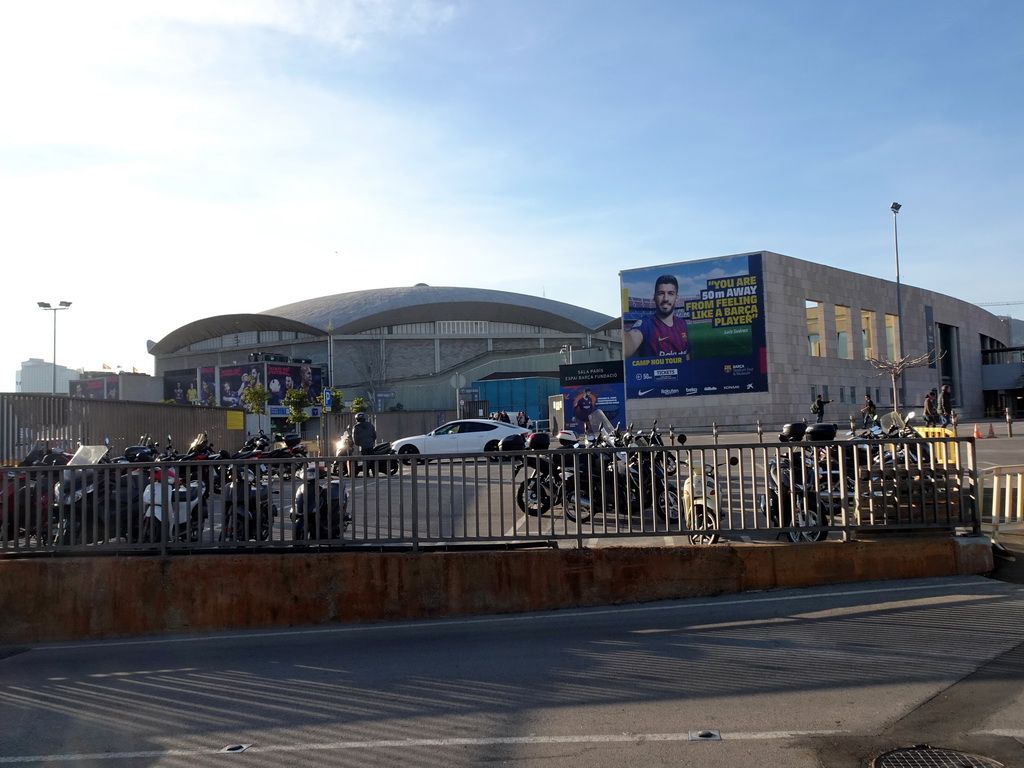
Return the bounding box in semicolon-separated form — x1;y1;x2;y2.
890;202;905;408
37;301;72;394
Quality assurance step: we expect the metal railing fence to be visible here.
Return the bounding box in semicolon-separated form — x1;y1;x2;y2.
979;465;1024;543
0;435;977;556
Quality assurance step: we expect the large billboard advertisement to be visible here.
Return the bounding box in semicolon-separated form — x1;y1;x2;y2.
620;253;768;400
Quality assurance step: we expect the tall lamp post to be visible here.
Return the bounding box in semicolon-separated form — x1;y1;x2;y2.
890;202;905;407
37;301;72;394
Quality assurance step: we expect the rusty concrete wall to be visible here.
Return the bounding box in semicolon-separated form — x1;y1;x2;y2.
0;537;993;644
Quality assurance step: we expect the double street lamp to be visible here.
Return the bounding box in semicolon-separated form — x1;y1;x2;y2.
37;301;72;394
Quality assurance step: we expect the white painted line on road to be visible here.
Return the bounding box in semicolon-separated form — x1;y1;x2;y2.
32;577;1008;651
0;730;851;763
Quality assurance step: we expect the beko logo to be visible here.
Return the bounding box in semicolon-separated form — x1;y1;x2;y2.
685;387;699;395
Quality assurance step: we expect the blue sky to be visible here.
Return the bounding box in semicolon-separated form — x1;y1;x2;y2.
2;0;1021;386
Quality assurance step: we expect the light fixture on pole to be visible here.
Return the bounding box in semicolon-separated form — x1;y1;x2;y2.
37;301;72;394
890;202;905;407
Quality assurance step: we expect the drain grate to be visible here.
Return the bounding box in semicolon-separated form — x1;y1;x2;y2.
873;745;1004;768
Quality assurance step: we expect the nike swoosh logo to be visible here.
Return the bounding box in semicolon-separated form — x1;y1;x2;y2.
657;337;668;341
638;389;655;396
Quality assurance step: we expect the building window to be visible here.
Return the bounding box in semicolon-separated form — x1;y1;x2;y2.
807;301;823;357
884;314;899;358
835;305;852;359
861;310;876;360
839;386;846;403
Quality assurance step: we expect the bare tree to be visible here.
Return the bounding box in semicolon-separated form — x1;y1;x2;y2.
349;339;390;408
867;350;944;411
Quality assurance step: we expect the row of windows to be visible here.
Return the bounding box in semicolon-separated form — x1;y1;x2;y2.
188;330;311;352
806;303;899;360
360;320;551;336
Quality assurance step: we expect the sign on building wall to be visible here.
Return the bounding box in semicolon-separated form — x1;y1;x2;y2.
620;253;768;400
559;361;626;435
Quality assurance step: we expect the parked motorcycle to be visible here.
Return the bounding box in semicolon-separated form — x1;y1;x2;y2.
219;467;278;542
291;466;350;540
52;443;125;545
2;443;71;543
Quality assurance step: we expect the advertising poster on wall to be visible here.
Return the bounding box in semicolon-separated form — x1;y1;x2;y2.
265;364;322;405
620;253;768;400
199;366;217;405
163;369;196;405
70;376;119;399
559;361;626;436
218;366;244;409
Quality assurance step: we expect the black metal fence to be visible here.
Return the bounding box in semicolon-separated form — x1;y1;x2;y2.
0;434;977;556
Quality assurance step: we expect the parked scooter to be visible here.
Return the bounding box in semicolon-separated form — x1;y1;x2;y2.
140;464;208;543
290;466;350;540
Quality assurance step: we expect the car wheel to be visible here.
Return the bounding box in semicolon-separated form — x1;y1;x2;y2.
484;440;501;461
398;445;420;465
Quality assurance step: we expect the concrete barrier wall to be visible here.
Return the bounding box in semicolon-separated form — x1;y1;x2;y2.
0;537;993;644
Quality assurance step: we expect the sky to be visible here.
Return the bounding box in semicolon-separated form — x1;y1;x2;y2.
2;0;1022;388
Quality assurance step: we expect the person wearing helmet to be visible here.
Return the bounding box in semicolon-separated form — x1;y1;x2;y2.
352;412;377;455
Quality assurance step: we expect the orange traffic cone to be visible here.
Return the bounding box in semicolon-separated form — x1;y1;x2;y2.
988;424;997;438
974;424;982;439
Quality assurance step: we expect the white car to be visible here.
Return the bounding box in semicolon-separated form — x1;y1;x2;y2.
392;419;528;460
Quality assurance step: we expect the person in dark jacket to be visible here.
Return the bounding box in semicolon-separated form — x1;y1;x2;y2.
939;385;953;427
814;394;833;424
352;413;377;455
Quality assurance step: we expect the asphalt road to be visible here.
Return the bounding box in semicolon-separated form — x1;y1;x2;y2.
2;575;1023;767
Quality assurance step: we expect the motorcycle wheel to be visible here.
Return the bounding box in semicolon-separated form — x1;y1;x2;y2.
563;490;593;523
687;504;720;545
220;513;247;542
654;487;682;524
785;498;828;543
515;477;552;516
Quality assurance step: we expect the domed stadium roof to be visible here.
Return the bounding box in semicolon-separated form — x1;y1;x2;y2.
262;285;614;334
150;285;615;355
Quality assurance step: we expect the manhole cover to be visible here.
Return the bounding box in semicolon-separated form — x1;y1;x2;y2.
873;745;1004;768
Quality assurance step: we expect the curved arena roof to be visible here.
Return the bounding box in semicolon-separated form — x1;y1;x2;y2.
151;285;615;355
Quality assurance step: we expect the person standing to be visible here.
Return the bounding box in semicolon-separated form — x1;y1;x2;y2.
859;394;876;429
516;411;529;429
923;390;939;427
813;394;833;424
352;413;377;455
939;385;954;427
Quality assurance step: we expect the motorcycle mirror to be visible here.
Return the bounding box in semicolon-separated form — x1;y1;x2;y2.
676;434;687;446
728;456;739;466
